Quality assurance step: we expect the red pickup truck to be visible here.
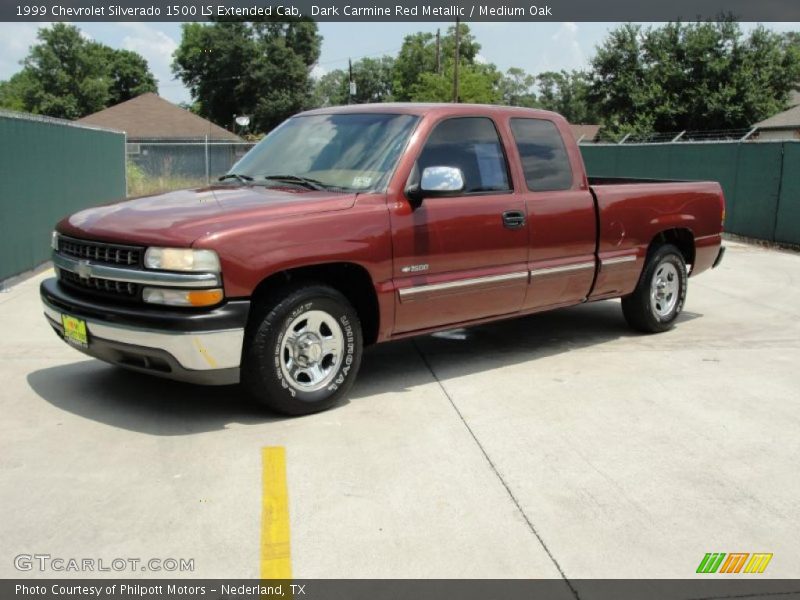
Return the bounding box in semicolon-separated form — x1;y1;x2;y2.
41;104;725;415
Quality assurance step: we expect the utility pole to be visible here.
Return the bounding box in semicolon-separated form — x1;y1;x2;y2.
348;58;353;105
435;28;441;74
452;18;460;103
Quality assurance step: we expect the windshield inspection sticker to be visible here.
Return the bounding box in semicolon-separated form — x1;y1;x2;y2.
353;175;373;188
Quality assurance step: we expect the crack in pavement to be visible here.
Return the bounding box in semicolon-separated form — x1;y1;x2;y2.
412;338;581;600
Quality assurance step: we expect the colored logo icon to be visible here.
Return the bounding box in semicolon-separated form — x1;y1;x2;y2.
697;553;773;574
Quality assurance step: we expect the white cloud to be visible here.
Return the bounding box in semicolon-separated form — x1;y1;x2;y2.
0;23;40;80
474;53;488;65
118;23;186;103
547;22;584;72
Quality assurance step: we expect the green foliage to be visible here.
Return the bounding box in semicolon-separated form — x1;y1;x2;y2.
313;56;395;106
499;67;538;108
176;18;799;135
393;24;480;101
103;48;158;106
0;23;157;119
537;70;598;123
410;63;502;104
0;72;32;112
172;19;321;133
126;160;146;194
590;21;800;135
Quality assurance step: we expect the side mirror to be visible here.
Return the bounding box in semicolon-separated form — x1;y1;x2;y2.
421;166;465;196
405;165;465;210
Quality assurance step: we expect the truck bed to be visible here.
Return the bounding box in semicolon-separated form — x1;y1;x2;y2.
586;178;725;300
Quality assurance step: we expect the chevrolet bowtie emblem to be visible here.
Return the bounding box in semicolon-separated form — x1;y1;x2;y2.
76;260;92;280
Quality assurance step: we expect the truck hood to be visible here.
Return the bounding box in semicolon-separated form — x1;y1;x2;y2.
58;185;357;247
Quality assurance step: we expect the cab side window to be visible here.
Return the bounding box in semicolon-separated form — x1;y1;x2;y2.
418;117;511;194
510;118;574;191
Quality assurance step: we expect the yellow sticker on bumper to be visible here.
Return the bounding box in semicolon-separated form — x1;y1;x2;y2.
61;315;88;347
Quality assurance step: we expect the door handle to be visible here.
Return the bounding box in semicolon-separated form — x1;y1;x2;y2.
502;210;526;229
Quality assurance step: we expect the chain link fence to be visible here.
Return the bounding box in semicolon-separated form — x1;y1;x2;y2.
126;139;257;196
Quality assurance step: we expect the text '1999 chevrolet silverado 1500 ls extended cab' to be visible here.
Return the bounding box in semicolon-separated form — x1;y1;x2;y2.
41;104;726;415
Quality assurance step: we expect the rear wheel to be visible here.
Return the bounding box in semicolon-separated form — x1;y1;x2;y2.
621;244;687;333
242;284;362;415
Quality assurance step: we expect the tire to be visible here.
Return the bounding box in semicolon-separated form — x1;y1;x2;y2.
242;284;362;415
621;244;687;333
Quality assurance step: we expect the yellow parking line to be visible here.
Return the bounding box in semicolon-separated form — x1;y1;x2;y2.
260;447;292;580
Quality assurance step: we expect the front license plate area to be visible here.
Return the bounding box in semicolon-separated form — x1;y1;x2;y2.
61;315;89;348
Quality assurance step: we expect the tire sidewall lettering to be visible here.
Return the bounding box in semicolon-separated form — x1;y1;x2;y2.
328;314;356;391
269;299;357;398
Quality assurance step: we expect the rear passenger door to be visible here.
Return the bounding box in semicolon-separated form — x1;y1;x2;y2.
390;117;529;334
509;117;597;310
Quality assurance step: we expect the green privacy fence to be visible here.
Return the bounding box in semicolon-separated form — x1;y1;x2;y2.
0;111;126;282
580;141;800;245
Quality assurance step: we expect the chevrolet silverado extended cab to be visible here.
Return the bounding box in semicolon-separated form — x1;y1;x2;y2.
41;104;725;415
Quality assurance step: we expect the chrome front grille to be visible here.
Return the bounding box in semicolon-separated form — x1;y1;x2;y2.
59;270;140;300
53;236;221;304
58;235;143;267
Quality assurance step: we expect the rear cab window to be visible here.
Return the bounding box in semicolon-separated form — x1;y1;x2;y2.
510;118;574;191
417;117;511;194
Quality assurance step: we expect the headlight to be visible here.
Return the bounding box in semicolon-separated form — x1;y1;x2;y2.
144;247;221;272
142;287;224;307
51;231;59;250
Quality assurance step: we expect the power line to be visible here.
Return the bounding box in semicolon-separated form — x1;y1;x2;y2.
314;46;401;66
158;45;403;89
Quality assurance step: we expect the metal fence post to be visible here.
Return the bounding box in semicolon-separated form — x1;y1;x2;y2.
671;131;686;142
204;134;210;185
123;130;128;197
740;128;757;142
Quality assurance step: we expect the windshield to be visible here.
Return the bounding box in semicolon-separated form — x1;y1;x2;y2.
229;113;419;193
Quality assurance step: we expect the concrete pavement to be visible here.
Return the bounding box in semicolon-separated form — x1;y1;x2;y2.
1;240;798;581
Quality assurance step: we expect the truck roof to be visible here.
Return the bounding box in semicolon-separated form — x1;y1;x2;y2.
299;102;565;120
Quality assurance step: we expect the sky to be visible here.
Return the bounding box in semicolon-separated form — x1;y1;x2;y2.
1;21;798;105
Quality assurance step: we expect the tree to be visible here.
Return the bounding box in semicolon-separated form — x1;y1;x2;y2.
0;72;32;112
172;19;321;133
499;67;537;107
103;48;158;106
313;56;395;106
393;24;480;101
589;21;800;135
0;23;157;119
313;69;348;107
410;63;502;104
537;70;598;123
350;56;395;103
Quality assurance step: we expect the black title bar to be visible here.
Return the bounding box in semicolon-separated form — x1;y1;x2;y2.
4;0;800;21
4;579;800;600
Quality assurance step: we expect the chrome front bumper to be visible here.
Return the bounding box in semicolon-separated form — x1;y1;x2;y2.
40;278;248;385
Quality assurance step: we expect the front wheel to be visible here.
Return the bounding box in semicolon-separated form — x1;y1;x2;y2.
621;244;687;333
242;284;362;415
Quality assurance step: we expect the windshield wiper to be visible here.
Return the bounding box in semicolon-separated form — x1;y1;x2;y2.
262;174;327;191
218;173;253;183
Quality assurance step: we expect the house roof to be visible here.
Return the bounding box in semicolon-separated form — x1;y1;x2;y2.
77;93;240;141
569;124;600;142
754;103;800;130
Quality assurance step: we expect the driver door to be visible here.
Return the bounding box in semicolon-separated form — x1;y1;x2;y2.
389;117;529;334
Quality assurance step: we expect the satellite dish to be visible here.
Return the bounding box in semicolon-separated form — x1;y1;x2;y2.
235;115;251;127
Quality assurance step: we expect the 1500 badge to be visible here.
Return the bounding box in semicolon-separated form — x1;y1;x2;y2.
401;264;429;273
